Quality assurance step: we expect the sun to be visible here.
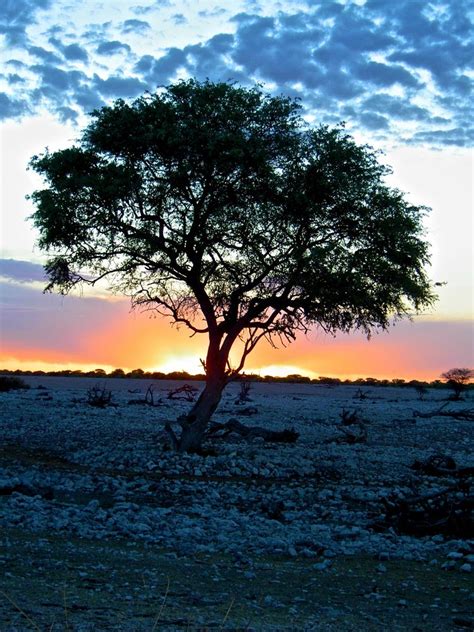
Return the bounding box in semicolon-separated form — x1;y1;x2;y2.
247;364;318;379
153;354;204;375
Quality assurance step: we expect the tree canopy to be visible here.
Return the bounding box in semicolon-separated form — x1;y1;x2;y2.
29;79;436;451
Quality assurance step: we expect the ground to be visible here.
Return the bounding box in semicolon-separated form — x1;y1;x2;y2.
0;377;472;630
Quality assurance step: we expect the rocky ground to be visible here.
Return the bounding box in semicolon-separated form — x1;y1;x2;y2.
0;377;472;630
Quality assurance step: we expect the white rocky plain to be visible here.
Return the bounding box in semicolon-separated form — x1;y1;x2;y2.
0;377;473;629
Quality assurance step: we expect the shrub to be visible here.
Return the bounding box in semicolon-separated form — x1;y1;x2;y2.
87;384;113;407
0;376;30;392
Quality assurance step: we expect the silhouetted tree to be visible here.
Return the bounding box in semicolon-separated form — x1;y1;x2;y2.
30;79;435;452
441;367;474;400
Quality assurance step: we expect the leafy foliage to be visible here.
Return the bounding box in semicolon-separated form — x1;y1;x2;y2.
30;79;435;382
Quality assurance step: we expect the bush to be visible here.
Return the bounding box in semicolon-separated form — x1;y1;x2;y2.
87;384;113;407
0;376;30;392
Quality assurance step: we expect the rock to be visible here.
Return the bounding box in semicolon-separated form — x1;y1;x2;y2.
313;560;331;571
460;563;471;573
441;561;456;570
86;499;100;512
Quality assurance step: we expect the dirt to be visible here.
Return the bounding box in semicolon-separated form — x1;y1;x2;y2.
0;450;472;631
1;528;473;631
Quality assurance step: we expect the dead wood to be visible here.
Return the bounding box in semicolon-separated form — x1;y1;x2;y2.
128;385;161;406
372;479;473;538
413;403;474;421
87;384;113;408
235;380;252;404
207;418;299;443
410;454;474;478
340;409;362;425
330;422;367;444
167;384;198;402
411;456;474;479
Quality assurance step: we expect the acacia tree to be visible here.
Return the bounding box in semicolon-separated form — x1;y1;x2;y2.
441;368;474;400
30;79;435;452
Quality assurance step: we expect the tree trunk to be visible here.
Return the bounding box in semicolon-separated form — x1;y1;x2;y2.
176;373;227;453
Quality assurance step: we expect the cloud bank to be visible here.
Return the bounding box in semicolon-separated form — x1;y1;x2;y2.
0;0;472;146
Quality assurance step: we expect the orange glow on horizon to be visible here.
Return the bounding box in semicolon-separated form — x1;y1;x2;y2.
1;296;472;381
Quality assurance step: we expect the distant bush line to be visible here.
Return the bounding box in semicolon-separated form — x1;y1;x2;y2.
0;368;471;390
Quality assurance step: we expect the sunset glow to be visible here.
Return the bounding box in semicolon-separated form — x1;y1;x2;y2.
0;0;472;380
1;297;472;380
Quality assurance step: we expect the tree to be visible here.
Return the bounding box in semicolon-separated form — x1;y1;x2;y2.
441;368;474;400
29;79;435;452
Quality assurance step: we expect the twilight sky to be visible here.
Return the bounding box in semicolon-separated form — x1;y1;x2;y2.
0;0;473;379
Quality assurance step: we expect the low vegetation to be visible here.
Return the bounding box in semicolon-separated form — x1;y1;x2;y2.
0;376;30;392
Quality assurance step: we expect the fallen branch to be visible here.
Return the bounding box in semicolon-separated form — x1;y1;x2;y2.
337;423;367;444
167;384;198;402
128;385;161;406
372;480;473;538
207;418;299;443
413;403;474;420
411;454;474;478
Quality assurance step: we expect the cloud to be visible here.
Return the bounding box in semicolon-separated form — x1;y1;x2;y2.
0;259;47;283
6;59;27;69
62;43;89;62
131;1;172;14
7;73;26;85
362;94;431;122
0;0;471;148
74;85;105;111
198;8;227;19
121;19;151;34
28;45;62;64
0;93;30;119
352;61;420;88
96;40;131;56
358;112;390;131
0;0;52;47
409;127;474;147
0;280;125;358
48;37;89;62
172;14;187;26
56;105;79;123
134;48;187;84
31;64;85;91
92;74;148;97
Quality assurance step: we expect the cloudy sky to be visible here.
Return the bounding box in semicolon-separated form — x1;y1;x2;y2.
0;0;472;379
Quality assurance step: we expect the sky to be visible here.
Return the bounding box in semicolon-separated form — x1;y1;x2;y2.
0;0;473;380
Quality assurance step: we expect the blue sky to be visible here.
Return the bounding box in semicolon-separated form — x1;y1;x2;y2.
1;0;472;143
0;0;473;376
